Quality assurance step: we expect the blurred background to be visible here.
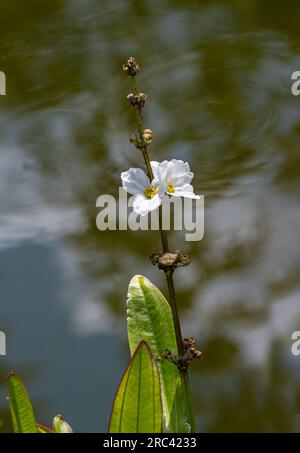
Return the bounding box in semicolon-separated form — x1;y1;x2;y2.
1;0;300;432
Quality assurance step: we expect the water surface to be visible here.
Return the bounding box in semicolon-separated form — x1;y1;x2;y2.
1;0;300;432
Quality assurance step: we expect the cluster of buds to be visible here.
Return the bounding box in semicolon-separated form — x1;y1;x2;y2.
150;250;191;271
159;337;203;371
129;128;153;149
127;92;147;108
123;57;139;76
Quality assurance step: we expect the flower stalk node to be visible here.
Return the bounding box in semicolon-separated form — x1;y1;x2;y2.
123;57;139;76
127;92;147;108
149;250;191;271
159;341;203;371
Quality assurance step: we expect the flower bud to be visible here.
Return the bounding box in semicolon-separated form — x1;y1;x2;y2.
138;92;147;107
190;348;203;359
129;134;138;145
160;348;172;359
127;93;135;104
127;93;137;105
142;128;153;144
123;57;140;76
142;133;153;144
183;337;196;349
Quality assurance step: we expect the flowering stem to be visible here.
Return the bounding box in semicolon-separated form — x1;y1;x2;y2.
124;58;196;432
129;72;184;358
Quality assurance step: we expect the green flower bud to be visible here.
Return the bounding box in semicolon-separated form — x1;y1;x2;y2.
142;133;153;144
129;134;138;145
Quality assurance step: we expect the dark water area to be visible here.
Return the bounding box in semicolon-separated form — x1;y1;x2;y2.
0;0;300;432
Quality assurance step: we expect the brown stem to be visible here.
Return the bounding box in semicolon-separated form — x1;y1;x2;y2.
165;269;184;356
159;206;184;356
141;148;154;181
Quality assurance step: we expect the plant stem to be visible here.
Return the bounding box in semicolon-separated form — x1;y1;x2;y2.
130;76;184;357
126;65;196;432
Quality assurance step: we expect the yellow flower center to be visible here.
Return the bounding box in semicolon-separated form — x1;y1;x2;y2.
144;186;157;199
167;182;175;193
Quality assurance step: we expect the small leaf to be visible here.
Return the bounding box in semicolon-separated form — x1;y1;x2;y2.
127;275;195;433
7;372;38;433
109;340;162;433
36;423;53;433
53;415;73;433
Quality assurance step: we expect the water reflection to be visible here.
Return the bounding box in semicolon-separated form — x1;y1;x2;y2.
0;0;300;432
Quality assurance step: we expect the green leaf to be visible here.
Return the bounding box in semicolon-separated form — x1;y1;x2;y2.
53;415;73;433
7;372;38;433
127;275;195;433
8;397;20;433
109;340;162;433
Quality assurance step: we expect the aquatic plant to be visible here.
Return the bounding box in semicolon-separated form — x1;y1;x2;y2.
6;58;202;433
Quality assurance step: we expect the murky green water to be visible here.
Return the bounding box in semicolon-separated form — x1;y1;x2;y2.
1;0;300;432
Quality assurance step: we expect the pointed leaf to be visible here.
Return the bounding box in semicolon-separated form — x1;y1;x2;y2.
127;275;195;433
109;340;162;433
7;372;38;433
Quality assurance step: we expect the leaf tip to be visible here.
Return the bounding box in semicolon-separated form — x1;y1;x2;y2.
7;371;24;389
129;274;144;286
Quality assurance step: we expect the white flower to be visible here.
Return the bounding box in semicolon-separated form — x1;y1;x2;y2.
121;159;199;216
121;162;164;216
159;159;200;199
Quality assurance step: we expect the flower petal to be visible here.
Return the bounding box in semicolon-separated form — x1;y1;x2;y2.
150;161;167;195
150;161;160;178
171;184;200;199
166;159;194;188
121;168;149;195
152;161;168;193
132;193;162;216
